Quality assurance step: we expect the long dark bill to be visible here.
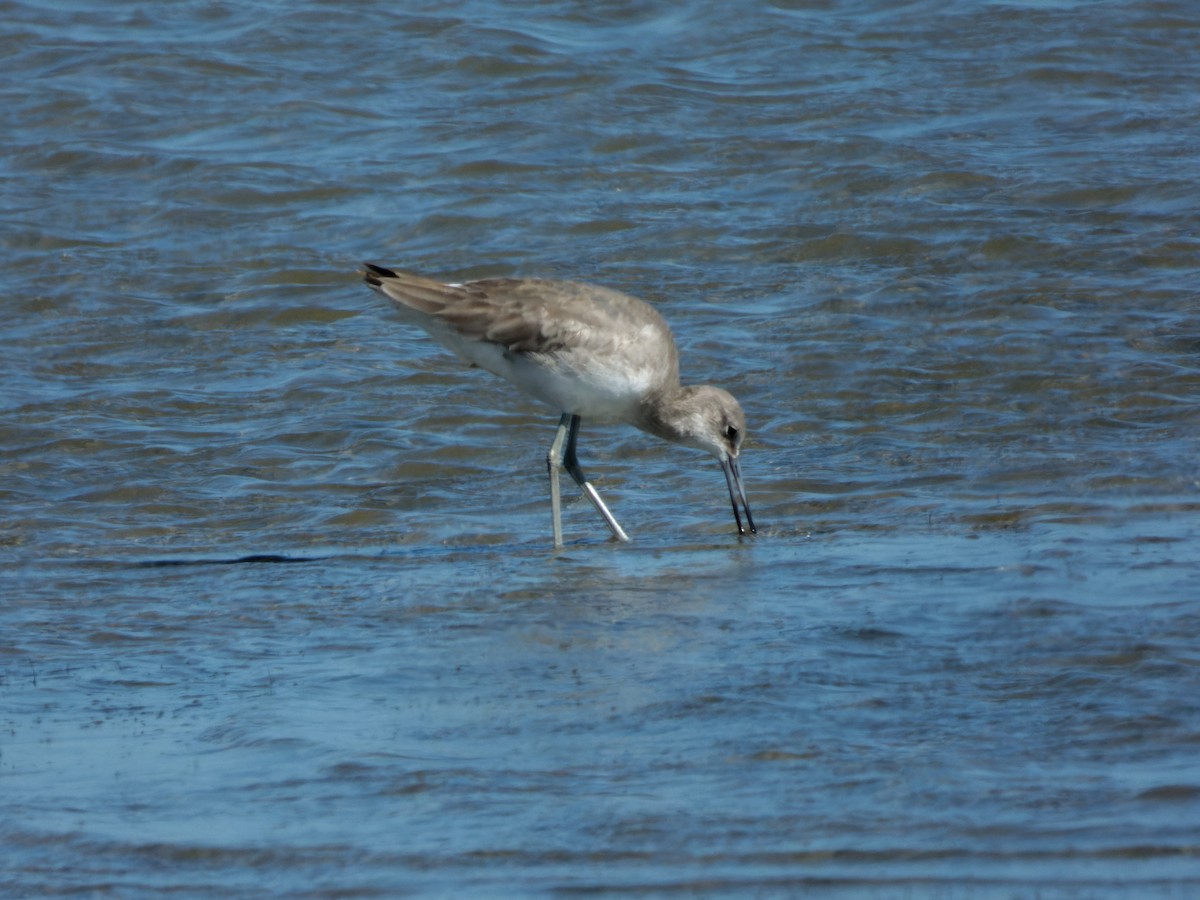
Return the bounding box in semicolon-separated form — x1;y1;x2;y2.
720;455;757;536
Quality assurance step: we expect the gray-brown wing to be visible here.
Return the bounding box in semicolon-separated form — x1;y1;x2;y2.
363;264;671;359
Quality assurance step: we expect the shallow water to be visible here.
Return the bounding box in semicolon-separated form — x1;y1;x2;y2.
4;0;1200;896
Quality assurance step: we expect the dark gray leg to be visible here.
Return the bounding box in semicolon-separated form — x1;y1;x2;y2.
546;414;630;546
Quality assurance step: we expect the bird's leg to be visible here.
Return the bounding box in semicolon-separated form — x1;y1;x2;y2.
547;414;570;548
562;415;631;543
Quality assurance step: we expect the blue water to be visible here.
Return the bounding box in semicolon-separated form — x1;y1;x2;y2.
3;0;1200;896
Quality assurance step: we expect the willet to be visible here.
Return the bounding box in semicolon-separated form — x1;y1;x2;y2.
362;263;756;547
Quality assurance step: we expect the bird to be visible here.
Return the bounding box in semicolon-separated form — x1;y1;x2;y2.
362;262;756;547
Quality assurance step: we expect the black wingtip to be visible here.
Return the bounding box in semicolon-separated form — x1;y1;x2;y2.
362;262;396;285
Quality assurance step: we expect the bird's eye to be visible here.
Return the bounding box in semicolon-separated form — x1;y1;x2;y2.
724;425;739;442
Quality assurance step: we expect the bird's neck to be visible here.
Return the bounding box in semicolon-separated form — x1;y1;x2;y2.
634;384;698;446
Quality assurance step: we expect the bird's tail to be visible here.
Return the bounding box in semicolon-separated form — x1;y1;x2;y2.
361;262;465;315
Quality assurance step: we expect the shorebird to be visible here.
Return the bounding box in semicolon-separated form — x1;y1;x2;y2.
362;263;756;547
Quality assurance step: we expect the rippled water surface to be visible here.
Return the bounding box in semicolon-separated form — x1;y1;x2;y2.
4;0;1200;895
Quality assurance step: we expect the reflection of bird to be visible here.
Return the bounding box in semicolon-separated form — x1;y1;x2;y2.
363;263;755;547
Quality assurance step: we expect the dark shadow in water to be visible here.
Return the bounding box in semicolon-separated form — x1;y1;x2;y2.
133;553;322;568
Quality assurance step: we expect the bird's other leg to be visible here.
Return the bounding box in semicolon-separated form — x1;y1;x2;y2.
547;413;570;548
562;415;631;543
